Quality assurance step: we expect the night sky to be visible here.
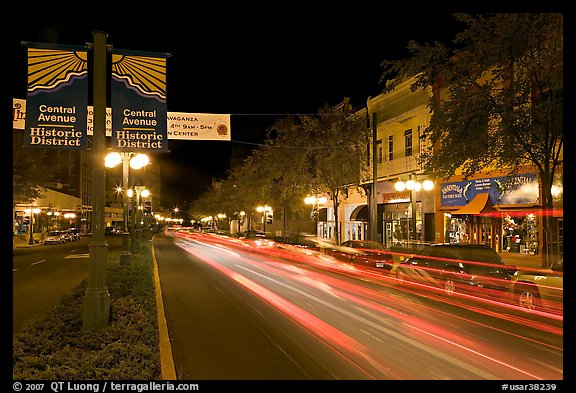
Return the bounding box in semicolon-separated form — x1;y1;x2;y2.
11;5;528;209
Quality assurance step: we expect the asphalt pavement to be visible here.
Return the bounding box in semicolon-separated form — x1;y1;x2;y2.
152;234;342;380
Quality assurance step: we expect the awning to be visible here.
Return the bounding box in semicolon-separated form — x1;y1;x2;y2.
451;193;495;215
350;205;369;221
318;208;328;221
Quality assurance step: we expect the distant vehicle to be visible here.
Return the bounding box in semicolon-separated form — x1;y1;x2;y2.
511;259;563;314
273;234;320;252
325;240;394;270
62;229;75;242
396;243;513;298
45;230;66;245
68;228;81;240
104;227;118;236
239;230;267;239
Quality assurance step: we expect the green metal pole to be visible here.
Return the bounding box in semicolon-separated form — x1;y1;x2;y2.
82;30;111;330
28;208;34;245
130;188;138;253
120;154;131;264
135;188;142;250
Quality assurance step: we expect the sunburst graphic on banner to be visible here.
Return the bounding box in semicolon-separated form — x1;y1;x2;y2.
112;54;166;102
27;49;88;94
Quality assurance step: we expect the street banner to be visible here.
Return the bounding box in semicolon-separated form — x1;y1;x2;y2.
24;46;88;150
167;112;231;141
14;98;232;141
111;51;168;152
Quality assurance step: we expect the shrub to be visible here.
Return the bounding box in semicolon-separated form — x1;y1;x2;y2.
13;239;161;380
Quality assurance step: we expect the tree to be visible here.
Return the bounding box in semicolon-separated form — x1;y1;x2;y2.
13;131;53;205
189;100;370;243
381;13;562;266
271;103;369;244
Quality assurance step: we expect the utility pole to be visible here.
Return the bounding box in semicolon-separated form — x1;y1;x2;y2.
82;31;111;330
370;112;378;241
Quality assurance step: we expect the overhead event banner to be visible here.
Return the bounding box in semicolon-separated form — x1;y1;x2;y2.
14;98;232;140
24;46;88;150
111;51;168;152
167;112;231;141
440;173;539;207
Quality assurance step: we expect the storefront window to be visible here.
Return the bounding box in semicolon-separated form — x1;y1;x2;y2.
481;217;492;246
444;214;470;243
502;213;538;254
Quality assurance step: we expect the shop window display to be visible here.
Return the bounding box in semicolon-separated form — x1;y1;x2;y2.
502;213;538;254
445;215;470;243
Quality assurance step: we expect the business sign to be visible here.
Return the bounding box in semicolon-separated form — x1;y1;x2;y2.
24;47;88;150
440;173;539;207
167;112;231;141
111;51;168;152
14;98;232;141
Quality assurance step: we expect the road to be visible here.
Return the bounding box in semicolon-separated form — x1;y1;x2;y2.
154;231;564;380
12;236;121;334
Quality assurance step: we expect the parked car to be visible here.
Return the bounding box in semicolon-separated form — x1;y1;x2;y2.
239;230;267;239
325;240;394;271
273;234;320;252
105;227;119;236
395;243;513;298
61;230;74;242
511;259;563;314
68;228;81;240
45;230;66;245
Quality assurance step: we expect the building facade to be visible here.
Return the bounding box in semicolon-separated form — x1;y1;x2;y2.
315;79;563;266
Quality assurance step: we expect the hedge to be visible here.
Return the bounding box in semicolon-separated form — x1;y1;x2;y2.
13;238;161;380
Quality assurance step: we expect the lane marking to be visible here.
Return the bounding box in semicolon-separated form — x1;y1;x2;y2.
64;254;90;259
31;260;46;266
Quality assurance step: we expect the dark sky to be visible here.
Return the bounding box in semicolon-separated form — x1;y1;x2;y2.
11;5;503;209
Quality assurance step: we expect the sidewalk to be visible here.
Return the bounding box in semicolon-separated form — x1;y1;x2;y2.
499;251;544;270
13;236;42;248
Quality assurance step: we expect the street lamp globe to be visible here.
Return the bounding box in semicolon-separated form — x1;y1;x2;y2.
105;152;122;168
422;179;434;191
395;180;406;192
130;154;149;169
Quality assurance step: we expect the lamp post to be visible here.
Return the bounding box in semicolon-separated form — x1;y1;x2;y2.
395;176;434;243
25;207;40;245
129;186;149;251
256;205;272;234
64;212;76;229
105;152;149;263
82;30;110;330
305;196;327;235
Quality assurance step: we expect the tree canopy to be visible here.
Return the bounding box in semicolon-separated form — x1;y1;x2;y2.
13;132;53;205
381;13;562;209
189;101;370;242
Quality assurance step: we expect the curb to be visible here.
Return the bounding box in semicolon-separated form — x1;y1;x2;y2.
151;236;177;380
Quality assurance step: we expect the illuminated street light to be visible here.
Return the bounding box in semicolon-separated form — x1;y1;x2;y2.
394;176;434;243
256;205;272;233
129;186;149;252
304;196;327;234
25;207;41;245
105;151;149;264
